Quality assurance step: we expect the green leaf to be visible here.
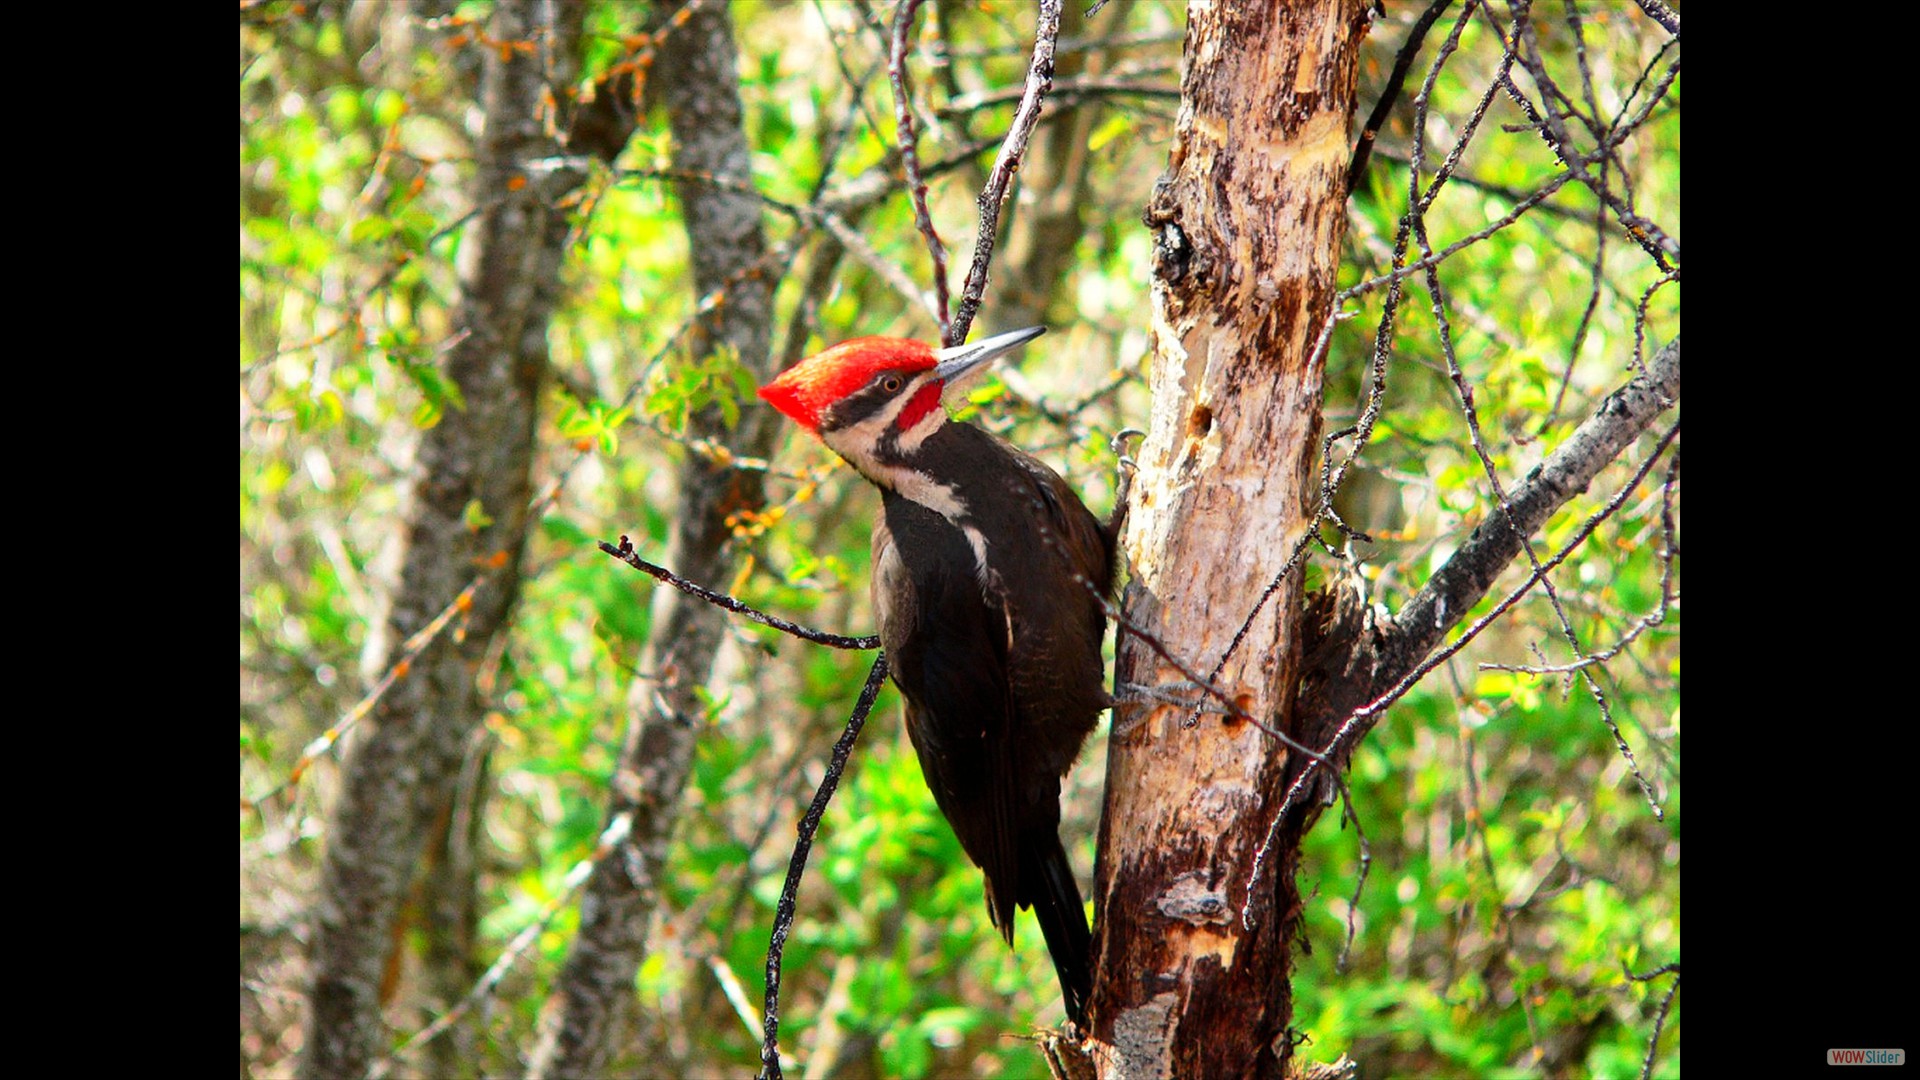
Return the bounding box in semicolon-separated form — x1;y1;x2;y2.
463;499;494;531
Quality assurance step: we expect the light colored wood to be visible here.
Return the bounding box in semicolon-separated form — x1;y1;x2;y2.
1082;2;1368;1076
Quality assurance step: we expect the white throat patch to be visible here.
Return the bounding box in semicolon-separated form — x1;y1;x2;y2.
820;373;986;577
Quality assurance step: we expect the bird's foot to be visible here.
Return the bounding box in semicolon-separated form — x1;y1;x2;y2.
1106;429;1144;537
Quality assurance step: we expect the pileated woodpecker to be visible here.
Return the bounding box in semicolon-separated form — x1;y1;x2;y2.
758;326;1111;1024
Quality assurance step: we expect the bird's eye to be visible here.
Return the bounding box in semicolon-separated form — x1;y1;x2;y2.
881;375;904;393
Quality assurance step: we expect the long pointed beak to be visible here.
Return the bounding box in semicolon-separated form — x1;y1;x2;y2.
932;325;1046;384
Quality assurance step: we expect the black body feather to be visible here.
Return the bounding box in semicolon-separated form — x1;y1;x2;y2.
871;422;1112;1024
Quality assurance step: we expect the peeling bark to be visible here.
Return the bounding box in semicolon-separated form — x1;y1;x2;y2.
1084;3;1368;1078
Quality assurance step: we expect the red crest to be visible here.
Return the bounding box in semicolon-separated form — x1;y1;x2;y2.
758;337;937;432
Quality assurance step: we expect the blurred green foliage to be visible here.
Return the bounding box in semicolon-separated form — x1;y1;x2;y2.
242;3;1676;1077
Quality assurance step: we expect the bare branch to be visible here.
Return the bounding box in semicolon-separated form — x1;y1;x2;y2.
1286;338;1679;827
1503;1;1677;269
1391;336;1679;688
947;0;1061;346
1632;0;1679;37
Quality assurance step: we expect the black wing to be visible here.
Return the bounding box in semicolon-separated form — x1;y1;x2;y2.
874;491;1023;936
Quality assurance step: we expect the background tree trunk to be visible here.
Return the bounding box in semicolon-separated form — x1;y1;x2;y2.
300;3;586;1077
1087;2;1368;1076
527;4;779;1075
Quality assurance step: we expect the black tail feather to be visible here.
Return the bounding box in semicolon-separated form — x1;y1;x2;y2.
1024;833;1092;1025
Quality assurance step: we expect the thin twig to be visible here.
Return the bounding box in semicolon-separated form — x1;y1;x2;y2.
1279;419;1680;825
1626;961;1680;1080
1348;0;1453;195
947;0;1061;347
759;652;889;1080
600;536;879;651
941;74;1175;116
889;0;949;335
1479;441;1679;676
244;578;479;811
1407;151;1663;816
1503;1;1677;269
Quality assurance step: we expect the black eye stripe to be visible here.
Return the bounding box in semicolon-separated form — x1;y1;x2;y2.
819;373;913;432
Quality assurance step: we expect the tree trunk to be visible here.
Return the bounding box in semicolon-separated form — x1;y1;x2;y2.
1086;2;1368;1077
300;3;585;1077
527;4;779;1075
